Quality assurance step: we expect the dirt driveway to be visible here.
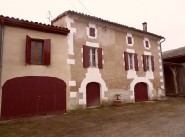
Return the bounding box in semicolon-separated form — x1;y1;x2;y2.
1;98;185;137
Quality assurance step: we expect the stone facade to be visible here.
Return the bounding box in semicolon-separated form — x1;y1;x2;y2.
52;11;165;109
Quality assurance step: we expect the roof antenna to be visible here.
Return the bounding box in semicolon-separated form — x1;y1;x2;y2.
47;11;53;24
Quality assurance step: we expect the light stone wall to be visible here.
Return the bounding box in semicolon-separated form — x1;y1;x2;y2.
53;14;164;109
0;26;71;113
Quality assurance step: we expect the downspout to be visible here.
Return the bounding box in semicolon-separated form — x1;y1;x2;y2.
0;19;4;116
159;37;166;96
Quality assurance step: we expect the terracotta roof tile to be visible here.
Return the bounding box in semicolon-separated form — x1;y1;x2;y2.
52;10;164;39
0;15;70;35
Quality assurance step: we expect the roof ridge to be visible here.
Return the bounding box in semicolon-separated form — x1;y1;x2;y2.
52;10;164;39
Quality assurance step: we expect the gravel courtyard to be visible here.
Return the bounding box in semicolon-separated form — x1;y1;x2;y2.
0;97;185;137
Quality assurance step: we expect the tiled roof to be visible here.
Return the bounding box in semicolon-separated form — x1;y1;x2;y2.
52;10;164;39
162;46;185;59
0;15;69;35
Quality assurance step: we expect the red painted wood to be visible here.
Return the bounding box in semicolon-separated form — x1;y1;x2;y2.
98;48;103;69
134;53;139;71
143;55;147;71
83;45;90;68
124;51;129;70
26;35;31;64
151;56;155;71
86;82;100;107
1;76;66;120
43;39;51;65
134;82;148;102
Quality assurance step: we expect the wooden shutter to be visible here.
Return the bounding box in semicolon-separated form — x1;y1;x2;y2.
98;48;103;69
143;55;147;71
151;55;155;71
26;35;31;64
83;45;90;68
124;51;129;70
134;53;139;71
128;36;132;44
43;39;51;65
90;28;95;37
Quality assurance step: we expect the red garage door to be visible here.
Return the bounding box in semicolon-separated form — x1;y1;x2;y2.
86;82;100;107
134;82;148;102
1;76;66;120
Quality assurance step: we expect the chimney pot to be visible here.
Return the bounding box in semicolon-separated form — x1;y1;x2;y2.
142;22;147;32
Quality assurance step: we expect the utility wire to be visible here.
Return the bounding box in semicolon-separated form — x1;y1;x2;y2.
68;0;77;11
78;0;91;15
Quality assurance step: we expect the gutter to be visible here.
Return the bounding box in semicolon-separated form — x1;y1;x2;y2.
159;38;166;95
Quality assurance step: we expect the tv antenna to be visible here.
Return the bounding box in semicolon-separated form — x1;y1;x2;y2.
47;11;53;24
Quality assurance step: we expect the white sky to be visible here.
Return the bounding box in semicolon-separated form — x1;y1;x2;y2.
1;0;185;51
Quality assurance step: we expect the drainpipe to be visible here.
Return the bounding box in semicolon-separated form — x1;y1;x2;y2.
159;37;166;96
0;19;4;116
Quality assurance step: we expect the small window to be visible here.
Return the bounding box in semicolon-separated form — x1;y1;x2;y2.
89;27;95;37
89;47;98;67
128;36;132;44
26;35;51;65
146;56;151;70
31;40;43;65
128;53;134;70
143;38;151;49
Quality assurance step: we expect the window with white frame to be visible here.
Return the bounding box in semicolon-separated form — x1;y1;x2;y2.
89;47;98;67
128;53;135;70
143;38;151;49
146;55;151;70
126;33;134;46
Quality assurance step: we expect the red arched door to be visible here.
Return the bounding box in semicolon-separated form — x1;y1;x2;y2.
86;82;100;107
1;76;66;120
134;82;148;102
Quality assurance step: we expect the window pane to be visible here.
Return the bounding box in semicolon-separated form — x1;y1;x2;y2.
31;41;35;64
37;42;43;65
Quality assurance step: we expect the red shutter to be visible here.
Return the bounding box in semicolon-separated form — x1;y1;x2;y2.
98;48;103;69
128;36;132;44
124;51;129;70
90;28;95;37
134;53;139;71
143;55;147;71
151;56;155;71
43;39;51;65
26;35;31;64
83;45;90;68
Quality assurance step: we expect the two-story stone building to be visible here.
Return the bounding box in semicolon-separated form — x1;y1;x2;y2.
52;11;165;109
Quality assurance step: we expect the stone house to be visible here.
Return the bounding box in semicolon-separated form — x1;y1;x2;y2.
52;11;165;109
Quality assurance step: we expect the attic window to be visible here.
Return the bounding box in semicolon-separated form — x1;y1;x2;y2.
143;38;151;49
89;27;95;37
126;33;134;46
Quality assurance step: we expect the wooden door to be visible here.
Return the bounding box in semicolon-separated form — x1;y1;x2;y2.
86;82;100;107
134;82;148;102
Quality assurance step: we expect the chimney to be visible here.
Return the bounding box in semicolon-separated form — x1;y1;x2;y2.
142;22;147;32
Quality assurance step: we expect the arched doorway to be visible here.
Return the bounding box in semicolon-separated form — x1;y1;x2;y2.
134;82;148;102
86;82;100;107
1;76;66;119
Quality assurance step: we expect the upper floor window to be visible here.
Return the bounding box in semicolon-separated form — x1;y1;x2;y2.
89;27;95;37
143;38;151;49
143;55;154;71
87;23;97;39
124;51;138;71
126;33;134;46
31;40;43;65
26;35;51;65
83;45;103;69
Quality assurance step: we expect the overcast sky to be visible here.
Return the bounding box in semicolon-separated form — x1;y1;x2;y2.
1;0;185;51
